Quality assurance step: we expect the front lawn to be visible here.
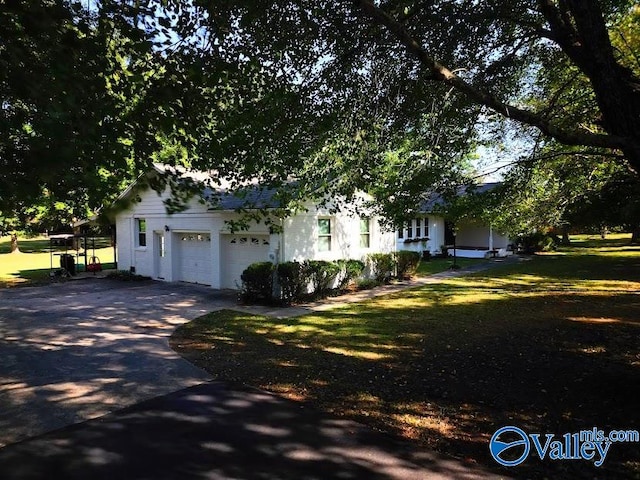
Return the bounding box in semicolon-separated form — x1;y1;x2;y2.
416;255;486;275
171;237;640;479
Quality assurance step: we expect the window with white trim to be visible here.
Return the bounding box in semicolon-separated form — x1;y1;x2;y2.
399;217;429;239
136;218;147;247
318;218;332;252
360;217;370;248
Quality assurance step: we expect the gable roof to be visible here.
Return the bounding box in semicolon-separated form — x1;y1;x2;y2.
113;163;284;212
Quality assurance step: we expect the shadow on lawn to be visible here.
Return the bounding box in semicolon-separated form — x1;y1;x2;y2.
172;255;640;479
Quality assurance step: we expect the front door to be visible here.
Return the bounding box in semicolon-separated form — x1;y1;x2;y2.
154;232;166;279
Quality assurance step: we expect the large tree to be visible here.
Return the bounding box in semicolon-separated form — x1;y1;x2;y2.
124;0;640;222
3;1;639;226
151;1;639;171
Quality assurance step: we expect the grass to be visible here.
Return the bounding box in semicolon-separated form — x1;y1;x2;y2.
0;235;115;287
416;256;486;275
171;234;640;479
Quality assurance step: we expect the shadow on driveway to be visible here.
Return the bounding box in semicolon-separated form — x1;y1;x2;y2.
0;279;236;446
0;382;504;480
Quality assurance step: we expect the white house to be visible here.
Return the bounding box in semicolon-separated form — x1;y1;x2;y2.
113;165;396;289
394;183;512;259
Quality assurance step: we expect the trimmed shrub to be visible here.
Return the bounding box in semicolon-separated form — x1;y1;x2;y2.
336;259;366;290
517;232;557;254
240;262;274;303
368;252;395;284
356;278;379;290
396;250;421;279
277;261;310;305
307;260;341;298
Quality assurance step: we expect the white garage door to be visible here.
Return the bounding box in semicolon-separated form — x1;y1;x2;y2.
221;234;270;289
175;232;212;285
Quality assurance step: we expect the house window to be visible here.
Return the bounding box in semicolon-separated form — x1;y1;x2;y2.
415;218;421;237
318;218;332;252
398;227;403;239
136;218;147;247
423;217;429;237
360;217;370;248
406;223;413;238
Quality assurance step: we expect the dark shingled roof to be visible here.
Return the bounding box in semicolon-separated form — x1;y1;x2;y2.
418;182;502;212
204;186;282;211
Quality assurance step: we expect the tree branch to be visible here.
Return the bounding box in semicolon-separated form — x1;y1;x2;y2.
355;0;630;152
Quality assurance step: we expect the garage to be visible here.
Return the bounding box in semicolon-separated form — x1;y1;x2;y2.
174;232;212;285
221;234;270;289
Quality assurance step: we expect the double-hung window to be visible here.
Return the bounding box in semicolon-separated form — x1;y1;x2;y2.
136;218;147;247
318;218;332;252
360;217;371;248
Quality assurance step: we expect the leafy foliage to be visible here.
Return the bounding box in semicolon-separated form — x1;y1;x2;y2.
336;259;366;290
277;261;310;305
367;253;396;284
240;261;274;303
306;260;341;299
395;250;421;279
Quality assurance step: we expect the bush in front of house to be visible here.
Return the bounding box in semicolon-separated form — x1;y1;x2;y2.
368;252;395;284
395;250;421;279
336;259;366;290
307;260;341;299
240;261;274;303
277;261;310;305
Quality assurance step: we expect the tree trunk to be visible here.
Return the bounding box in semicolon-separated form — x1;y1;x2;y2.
632;227;640;245
10;233;20;253
559;1;640;171
561;227;570;245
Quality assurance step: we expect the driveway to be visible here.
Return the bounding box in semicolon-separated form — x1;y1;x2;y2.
0;278;234;447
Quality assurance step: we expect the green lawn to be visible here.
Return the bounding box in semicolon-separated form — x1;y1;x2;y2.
0;235;115;286
172;234;640;479
416;256;486;275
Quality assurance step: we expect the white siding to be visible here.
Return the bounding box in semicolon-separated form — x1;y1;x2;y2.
281;204;395;263
116;184;395;289
115;215;132;271
115;185;217;279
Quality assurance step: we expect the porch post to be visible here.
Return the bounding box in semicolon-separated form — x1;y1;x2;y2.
489;225;494;251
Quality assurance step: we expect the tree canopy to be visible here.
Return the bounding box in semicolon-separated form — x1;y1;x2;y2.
2;1;639;231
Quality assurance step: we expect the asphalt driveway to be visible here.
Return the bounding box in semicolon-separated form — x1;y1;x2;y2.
0;277;509;479
0;278;234;447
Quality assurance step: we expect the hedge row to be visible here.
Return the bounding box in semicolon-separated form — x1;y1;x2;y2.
240;259;365;305
240;250;421;305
